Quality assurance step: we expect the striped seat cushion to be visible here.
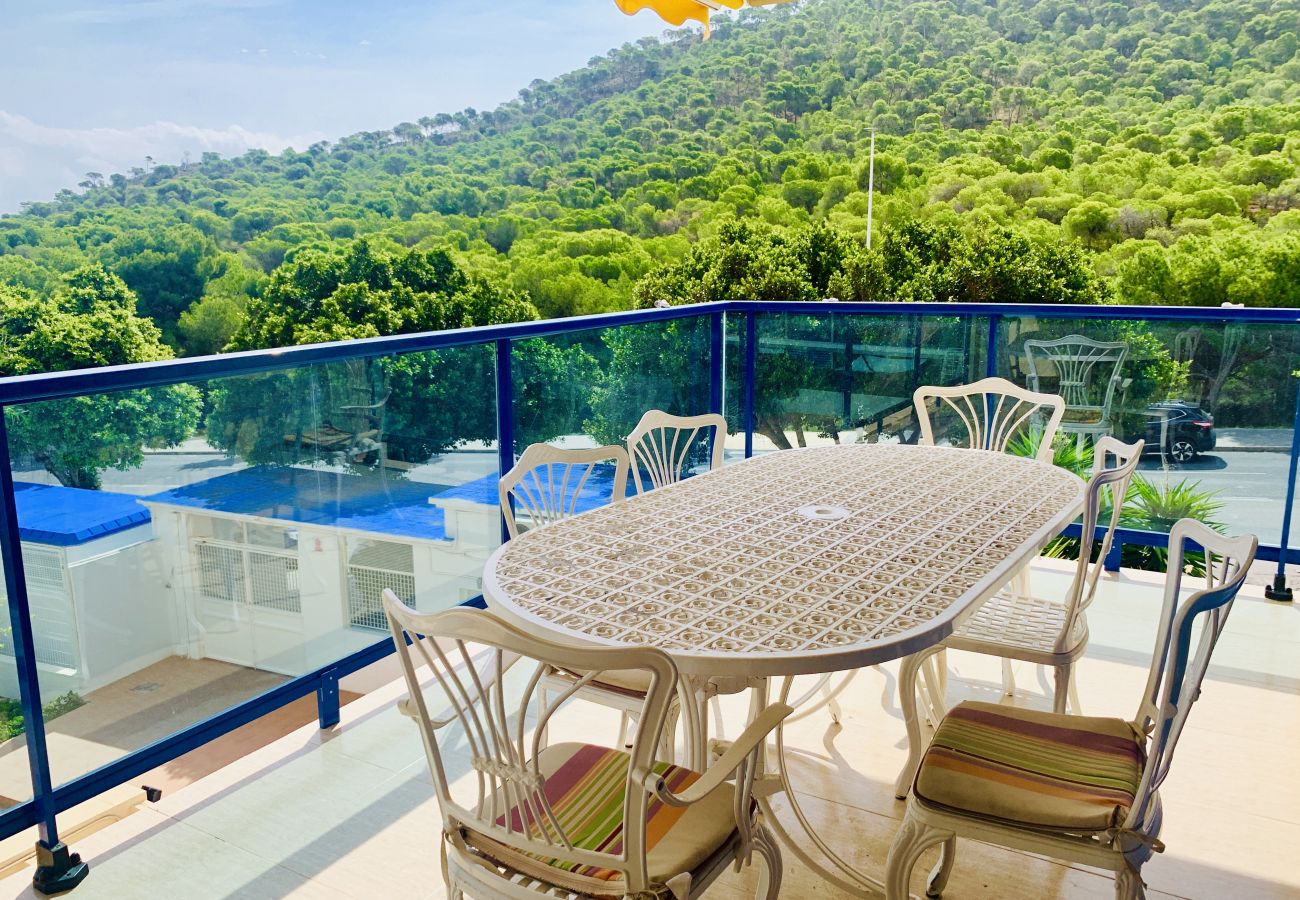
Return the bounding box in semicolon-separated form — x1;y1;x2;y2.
466;742;737;897
913;701;1146;832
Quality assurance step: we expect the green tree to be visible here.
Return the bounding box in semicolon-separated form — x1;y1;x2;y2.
0;267;202;488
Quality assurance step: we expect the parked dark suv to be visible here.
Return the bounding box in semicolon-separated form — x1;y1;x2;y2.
1133;401;1216;463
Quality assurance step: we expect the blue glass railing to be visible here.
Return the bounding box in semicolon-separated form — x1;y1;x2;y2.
0;299;1296;887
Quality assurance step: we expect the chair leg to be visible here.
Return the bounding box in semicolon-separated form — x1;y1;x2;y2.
536;686;549;748
1001;657;1016;697
822;677;843;725
710;692;727;740
662;702;681;762
441;838;462;900
895;649;935;799
920;654;947;727
618;710;633;748
1053;663;1072;715
1115;867;1146;899
933;648;948;696
1068;669;1082;715
751;825;783;900
926;835;957;899
885;805;953;900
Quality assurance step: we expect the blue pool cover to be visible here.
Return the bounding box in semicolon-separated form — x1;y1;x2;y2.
12;482;153;546
15;462;632;547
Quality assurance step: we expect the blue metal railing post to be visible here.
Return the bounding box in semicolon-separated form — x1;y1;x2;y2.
0;409;88;892
1267;373;1300;601
316;668;340;729
982;313;1002;451
495;339;515;544
984;312;1001;380
709;312;724;418
743;313;756;458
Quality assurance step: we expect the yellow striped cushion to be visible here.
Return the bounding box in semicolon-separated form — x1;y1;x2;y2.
914;701;1146;832
466;743;737;896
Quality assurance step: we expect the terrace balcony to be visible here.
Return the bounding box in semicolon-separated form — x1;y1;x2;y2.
0;300;1296;898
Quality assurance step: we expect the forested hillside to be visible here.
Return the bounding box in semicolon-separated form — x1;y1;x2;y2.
2;0;1298;360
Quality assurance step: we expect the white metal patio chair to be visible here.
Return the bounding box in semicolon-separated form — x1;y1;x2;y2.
500;442;658;749
913;377;1066;462
383;593;789;900
1024;335;1129;449
499;442;631;539
912;377;1068;695
625;410;727;493
893;436;1145;797
885;519;1257;900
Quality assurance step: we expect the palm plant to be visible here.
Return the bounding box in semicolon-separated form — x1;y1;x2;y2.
1008;432;1226;574
1120;476;1226;574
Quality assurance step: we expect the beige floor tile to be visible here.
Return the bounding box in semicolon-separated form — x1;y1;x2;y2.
0;562;1291;899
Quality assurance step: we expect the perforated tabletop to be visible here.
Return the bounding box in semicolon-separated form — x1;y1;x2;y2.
483;444;1084;676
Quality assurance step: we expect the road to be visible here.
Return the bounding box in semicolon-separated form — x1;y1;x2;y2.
1136;449;1294;545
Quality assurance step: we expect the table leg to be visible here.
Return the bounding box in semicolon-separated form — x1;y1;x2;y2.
676;675;712;770
754;674;889;896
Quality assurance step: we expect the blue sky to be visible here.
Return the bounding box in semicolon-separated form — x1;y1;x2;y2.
0;0;671;212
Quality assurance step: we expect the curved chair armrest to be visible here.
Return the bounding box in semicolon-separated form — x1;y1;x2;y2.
397;648;525;729
638;702;793;807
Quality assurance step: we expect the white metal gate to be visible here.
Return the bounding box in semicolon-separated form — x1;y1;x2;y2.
0;545;79;671
346;538;415;631
188;516;302;672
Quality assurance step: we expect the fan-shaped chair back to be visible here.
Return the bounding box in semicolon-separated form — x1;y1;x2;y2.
626;410;727;492
913;377;1066;462
498;443;630;538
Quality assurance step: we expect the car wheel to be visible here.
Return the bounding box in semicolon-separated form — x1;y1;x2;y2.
1168;439;1198;464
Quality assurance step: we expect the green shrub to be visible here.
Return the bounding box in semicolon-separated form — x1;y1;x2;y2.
0;691;87;742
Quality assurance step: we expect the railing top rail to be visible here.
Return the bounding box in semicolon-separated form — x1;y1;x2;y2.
1;299;1297;406
0;301;728;406
728;300;1300;323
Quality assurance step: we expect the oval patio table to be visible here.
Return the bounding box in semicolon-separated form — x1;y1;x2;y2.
482;443;1085;895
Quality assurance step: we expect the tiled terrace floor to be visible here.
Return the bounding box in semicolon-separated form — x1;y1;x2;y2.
1;560;1296;899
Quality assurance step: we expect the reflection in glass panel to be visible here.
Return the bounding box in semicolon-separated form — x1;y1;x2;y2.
997;316;1300;548
751;312;981;453
510;315;716;459
0;549;34;807
5;342;500;790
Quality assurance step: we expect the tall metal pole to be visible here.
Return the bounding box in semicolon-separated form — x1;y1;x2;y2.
865;129;876;250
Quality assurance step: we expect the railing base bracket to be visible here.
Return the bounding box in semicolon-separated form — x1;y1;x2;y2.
33;841;88;895
1265;574;1293;602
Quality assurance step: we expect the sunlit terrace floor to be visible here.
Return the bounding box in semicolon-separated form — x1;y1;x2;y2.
1;559;1296;900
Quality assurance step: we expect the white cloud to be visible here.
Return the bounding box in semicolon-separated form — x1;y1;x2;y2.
0;110;325;212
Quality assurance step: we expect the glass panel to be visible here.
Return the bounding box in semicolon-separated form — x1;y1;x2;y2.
751;311;984;454
4;341;498;790
510;314;716;458
0;548;34;808
996;315;1300;550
